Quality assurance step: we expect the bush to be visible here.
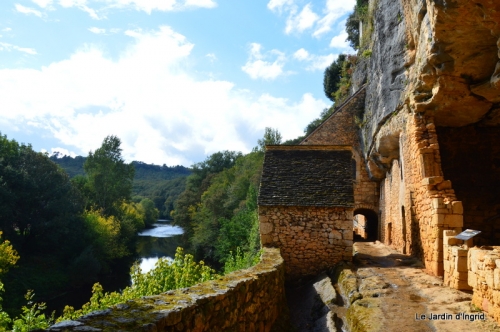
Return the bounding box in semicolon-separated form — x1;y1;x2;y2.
58;247;218;322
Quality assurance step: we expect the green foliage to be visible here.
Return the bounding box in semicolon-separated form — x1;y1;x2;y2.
58;247;217;321
361;49;372;58
48;153;85;178
139;198;159;228
188;152;263;264
0;233;19;276
83;210;128;265
51;155;191;219
332;55;358;104
84;135;135;217
223;247;262;274
12;290;53;332
346;0;369;50
0;233;19;330
0;133;85;255
323;54;346;102
172;150;242;237
257;127;282;151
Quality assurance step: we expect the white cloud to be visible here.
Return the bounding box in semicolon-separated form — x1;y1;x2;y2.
88;27;106;34
241;43;287;80
0;26;324;166
267;0;294;13
2;28;12;32
285;3;319;34
15;4;43;17
184;0;217;8
293;48;309;61
32;0;54;8
293;48;335;71
0;42;38;55
329;30;351;50
206;53;217;62
268;0;355;39
57;0;217;17
313;0;355;37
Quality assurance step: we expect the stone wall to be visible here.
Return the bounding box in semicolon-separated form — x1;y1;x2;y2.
47;248;289;332
259;206;353;280
379;159;407;253
443;230;472;290
375;113;464;276
353;214;367;239
468;246;500;324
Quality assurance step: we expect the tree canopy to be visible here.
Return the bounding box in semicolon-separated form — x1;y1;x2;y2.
83;136;135;217
323;54;346;102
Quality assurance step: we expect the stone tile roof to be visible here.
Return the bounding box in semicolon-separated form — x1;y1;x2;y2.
258;145;354;207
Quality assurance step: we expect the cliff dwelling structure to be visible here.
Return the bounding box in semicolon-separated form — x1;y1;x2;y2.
259;0;500;324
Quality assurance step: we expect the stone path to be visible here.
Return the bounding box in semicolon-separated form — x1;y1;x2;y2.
287;241;500;332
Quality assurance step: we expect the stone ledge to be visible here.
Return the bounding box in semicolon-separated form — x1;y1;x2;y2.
46;248;289;332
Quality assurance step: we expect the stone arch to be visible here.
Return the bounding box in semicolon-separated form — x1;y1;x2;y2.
353;208;379;241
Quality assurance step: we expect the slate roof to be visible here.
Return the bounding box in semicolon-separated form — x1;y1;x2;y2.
258;146;354;207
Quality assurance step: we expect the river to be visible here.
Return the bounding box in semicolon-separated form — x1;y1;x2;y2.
135;221;185;273
47;221;185;315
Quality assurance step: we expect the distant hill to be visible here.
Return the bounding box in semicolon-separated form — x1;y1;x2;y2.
50;154;191;219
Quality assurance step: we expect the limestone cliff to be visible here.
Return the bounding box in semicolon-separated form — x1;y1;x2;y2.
356;0;500;176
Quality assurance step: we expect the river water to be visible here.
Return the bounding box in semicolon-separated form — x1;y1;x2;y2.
48;221;185;314
136;221;184;273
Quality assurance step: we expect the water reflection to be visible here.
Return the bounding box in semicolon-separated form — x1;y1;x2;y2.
136;223;184;273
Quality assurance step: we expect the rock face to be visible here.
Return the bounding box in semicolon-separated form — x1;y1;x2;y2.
360;0;500;171
354;0;500;325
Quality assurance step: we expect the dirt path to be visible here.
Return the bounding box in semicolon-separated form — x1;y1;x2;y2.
286;241;500;332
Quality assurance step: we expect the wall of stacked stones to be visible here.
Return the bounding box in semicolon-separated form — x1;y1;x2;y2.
379;159;408;254
437;125;500;246
377;113;463;276
259;206;353;280
353;214;367;239
443;230;471;290
468;246;500;324
47;248;289;332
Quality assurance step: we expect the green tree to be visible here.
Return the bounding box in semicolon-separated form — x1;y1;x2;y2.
323;54;346;102
0;135;85;254
84;136;135;217
0;232;19;330
140;199;159;227
257;127;282;151
172;151;241;236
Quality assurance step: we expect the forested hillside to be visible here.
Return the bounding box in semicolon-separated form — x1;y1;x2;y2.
50;155;191;219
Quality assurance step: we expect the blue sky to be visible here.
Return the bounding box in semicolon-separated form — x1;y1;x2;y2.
0;0;355;166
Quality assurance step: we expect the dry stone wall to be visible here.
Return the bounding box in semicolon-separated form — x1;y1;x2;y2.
259;206;353;280
47;248;289;332
443;230;472;290
468;246;500;324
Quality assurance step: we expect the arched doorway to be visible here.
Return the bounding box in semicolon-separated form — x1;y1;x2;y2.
353;208;379;242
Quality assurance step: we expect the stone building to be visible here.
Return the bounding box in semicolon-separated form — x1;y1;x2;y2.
258;145;354;280
259;0;500;323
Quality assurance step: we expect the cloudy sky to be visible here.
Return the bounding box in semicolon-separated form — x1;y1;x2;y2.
0;0;355;166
